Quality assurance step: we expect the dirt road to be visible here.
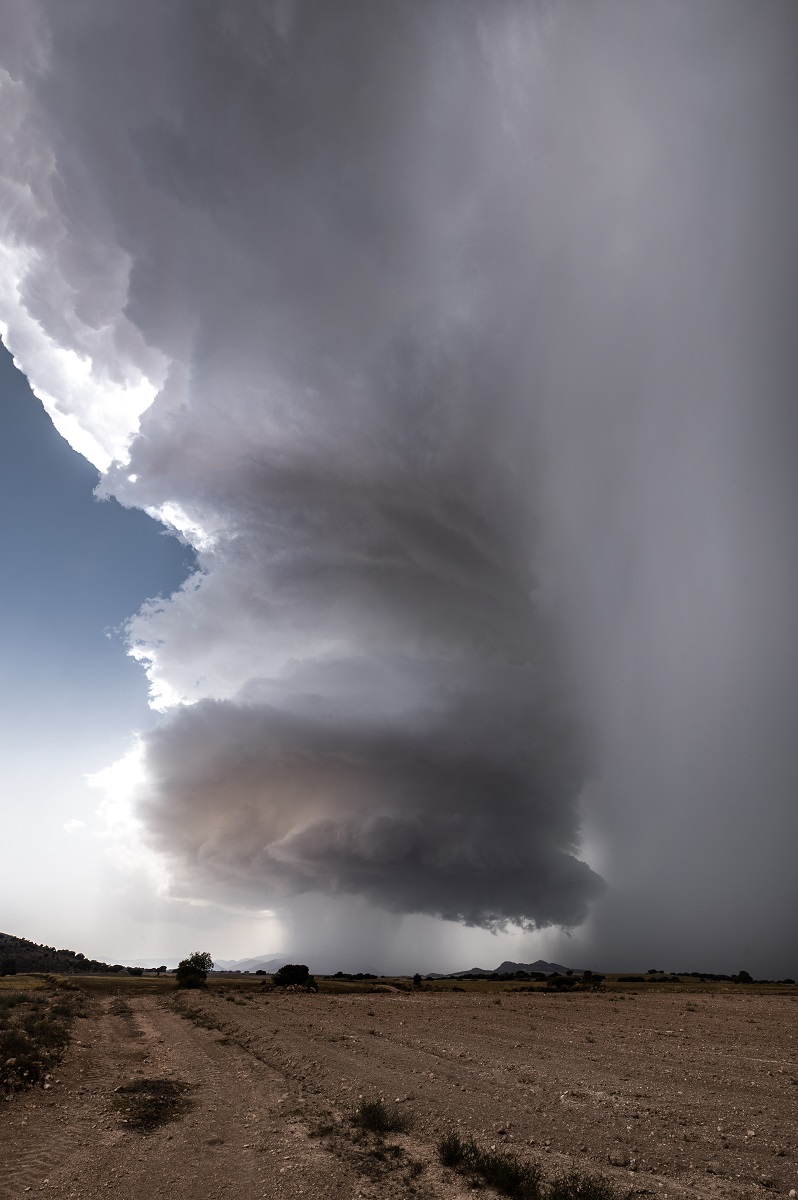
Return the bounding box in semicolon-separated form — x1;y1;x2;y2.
1;986;795;1199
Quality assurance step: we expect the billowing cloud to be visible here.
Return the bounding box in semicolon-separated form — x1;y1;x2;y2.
135;658;598;927
2;1;797;964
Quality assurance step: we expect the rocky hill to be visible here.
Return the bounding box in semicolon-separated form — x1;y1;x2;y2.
0;931;124;975
454;959;580;977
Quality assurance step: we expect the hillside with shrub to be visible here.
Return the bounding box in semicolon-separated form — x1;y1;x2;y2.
0;931;125;975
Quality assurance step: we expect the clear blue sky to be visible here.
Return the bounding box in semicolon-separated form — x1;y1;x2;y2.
0;343;194;955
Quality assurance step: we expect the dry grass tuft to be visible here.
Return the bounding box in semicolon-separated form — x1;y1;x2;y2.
351;1096;412;1134
438;1132;629;1200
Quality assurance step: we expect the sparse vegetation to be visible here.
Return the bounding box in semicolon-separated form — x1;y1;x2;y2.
438;1132;629;1200
0;986;80;1093
172;997;224;1031
0;958;793;1198
547;1171;629;1200
351;1096;412;1134
309;1099;422;1191
438;1131;544;1198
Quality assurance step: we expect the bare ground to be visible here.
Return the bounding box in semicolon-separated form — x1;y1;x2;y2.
1;985;795;1199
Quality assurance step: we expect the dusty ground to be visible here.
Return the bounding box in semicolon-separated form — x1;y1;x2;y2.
1;983;795;1199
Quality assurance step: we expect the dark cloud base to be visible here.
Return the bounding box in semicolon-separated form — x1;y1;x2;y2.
139;663;603;929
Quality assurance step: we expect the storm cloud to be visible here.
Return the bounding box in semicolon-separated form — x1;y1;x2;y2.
2;2;797;967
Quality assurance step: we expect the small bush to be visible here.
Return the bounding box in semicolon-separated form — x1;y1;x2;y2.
0;992;29;1014
439;1130;473;1167
546;976;577;991
22;1014;70;1050
352;1097;412;1134
438;1133;629;1200
548;1171;625;1200
437;1132;543;1199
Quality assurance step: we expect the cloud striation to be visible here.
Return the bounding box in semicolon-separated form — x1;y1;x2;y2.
1;1;797;966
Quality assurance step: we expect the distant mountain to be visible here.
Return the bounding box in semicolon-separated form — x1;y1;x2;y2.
123;957;181;970
213;954;285;973
454;959;580;977
212;955;581;976
497;959;581;975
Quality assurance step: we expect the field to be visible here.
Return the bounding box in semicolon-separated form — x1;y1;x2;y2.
0;975;795;1199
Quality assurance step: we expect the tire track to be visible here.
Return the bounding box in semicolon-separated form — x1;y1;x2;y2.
1;992;361;1200
0;996;140;1199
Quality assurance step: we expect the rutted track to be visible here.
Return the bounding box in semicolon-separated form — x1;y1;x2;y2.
0;993;358;1200
0;987;795;1199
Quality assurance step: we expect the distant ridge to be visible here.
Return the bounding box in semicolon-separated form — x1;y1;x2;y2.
453;959;580;977
213;954;286;973
211;956;581;976
0;934;582;979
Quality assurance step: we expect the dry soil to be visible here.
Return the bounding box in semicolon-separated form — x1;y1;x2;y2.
1;985;795;1199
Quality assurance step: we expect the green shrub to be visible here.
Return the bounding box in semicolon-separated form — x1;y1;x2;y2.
176;951;214;989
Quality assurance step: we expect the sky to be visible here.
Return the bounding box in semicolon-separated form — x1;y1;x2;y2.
0;1;796;977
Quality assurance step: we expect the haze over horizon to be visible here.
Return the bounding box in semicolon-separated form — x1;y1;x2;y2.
1;1;796;977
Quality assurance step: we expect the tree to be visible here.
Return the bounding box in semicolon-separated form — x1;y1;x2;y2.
272;963;316;990
412;973;422;987
176;950;214;989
